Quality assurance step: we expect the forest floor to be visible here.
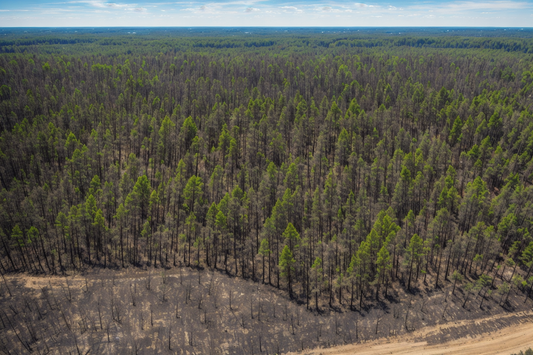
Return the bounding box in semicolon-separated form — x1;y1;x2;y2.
291;310;533;355
2;267;533;354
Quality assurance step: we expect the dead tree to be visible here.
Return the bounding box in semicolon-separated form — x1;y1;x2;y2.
97;300;103;330
316;322;322;341
212;283;219;309
168;326;172;350
375;311;384;335
160;282;169;303
3;309;32;352
250;297;254;319
105;320;111;342
130;283;137;306
442;303;449;319
175;301;181;319
61;279;73;303
0;270;12;297
145;270;152;291
197;291;204;309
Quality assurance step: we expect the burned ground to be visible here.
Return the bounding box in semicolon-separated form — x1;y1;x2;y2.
1;266;532;354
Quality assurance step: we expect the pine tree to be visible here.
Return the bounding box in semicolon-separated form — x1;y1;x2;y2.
451;270;463;295
279;245;296;298
258;238;270;284
183;175;203;214
406;233;424;290
375;245;391;299
310;257;323;310
355;240;370;308
283;222;300;251
114;203;129;267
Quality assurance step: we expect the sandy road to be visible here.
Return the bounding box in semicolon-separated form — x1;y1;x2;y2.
293;310;533;355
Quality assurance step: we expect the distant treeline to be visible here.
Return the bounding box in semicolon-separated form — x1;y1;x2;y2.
2;32;533;55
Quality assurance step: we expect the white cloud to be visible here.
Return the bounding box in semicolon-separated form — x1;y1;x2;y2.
107;3;130;8
318;6;353;13
223;0;266;5
68;0;107;7
355;3;378;8
281;5;302;13
189;4;220;13
67;0;150;11
411;0;530;14
245;7;259;12
457;0;528;10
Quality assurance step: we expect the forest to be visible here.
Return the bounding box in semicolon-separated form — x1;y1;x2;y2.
1;28;533;353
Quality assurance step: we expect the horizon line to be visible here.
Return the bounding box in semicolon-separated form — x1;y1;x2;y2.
2;26;533;28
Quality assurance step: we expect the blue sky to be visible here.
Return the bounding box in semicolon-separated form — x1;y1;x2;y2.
1;0;532;27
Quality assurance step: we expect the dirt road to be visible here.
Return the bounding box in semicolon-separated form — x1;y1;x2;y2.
294;310;533;355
